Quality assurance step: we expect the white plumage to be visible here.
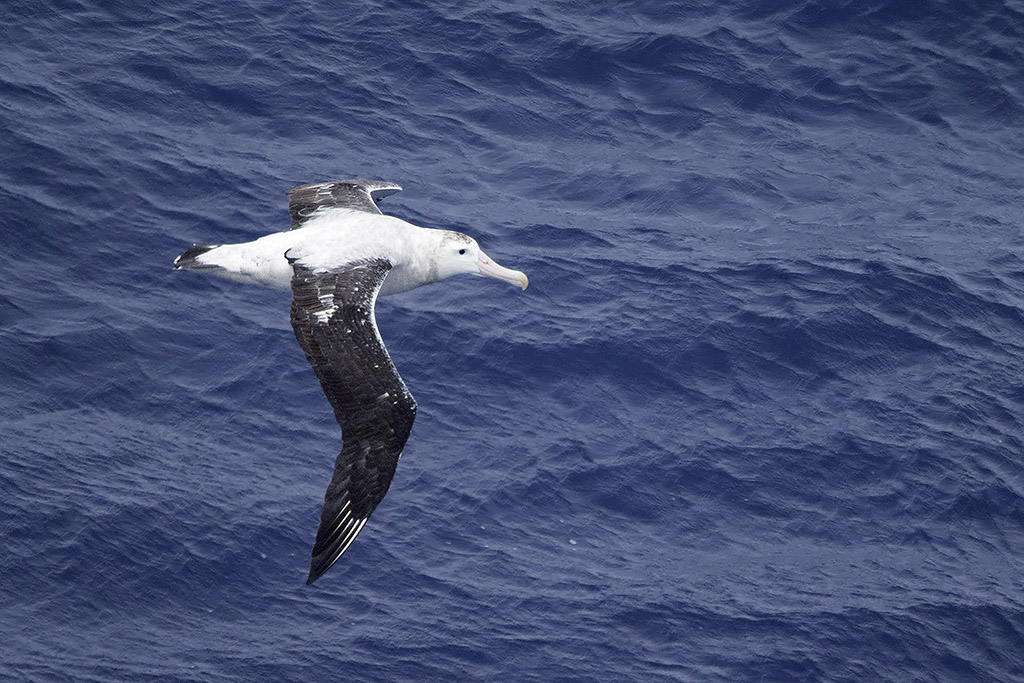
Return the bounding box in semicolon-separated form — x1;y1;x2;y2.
177;208;527;295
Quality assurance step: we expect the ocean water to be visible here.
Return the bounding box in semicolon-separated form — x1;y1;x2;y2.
3;0;1024;680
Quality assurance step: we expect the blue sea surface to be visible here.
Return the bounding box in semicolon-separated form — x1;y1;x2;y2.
3;0;1024;680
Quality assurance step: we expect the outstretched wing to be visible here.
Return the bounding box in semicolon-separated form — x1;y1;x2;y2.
286;179;403;228
289;258;417;584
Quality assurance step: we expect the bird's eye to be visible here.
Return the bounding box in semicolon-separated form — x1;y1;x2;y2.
459;248;466;255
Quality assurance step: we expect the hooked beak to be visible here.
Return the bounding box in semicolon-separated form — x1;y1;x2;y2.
476;250;529;290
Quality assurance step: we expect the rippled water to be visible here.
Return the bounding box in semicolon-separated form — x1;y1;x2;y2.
3;0;1024;681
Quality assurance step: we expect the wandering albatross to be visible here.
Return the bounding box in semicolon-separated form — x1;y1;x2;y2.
173;179;528;584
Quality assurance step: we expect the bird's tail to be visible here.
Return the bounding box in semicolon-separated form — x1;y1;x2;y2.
172;239;292;290
173;243;220;270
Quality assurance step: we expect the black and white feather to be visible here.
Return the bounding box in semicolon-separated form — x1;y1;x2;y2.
289;258;417;584
286;179;402;228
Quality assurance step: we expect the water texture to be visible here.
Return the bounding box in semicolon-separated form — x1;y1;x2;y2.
2;0;1023;681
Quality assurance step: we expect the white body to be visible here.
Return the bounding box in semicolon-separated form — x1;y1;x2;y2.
183;209;524;296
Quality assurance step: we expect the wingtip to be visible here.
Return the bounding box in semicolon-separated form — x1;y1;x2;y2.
305;560;331;586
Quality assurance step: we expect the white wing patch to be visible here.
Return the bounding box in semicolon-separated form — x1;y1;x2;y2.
313;292;338;324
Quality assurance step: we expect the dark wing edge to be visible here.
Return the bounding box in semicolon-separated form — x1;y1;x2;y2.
286;179;403;228
289;258;417;584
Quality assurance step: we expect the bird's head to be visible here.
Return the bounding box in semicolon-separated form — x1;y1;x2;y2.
434;231;529;290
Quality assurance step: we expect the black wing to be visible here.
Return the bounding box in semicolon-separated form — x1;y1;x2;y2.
286;179;402;228
290;258;417;584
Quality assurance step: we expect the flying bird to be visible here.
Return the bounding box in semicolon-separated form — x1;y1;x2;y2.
173;179;528;584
